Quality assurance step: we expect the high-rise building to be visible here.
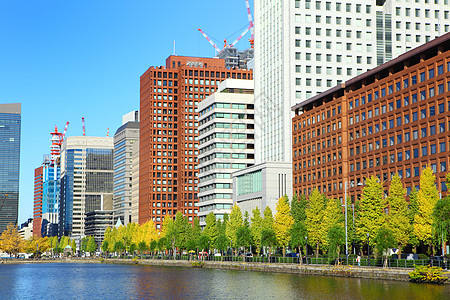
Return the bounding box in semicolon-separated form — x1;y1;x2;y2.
131;139;139;224
85;194;114;248
292;32;450;202
140;55;252;228
218;47;254;69
255;0;450;164
113;111;139;225
0;103;21;234
59;136;114;237
33;166;44;237
197;79;255;225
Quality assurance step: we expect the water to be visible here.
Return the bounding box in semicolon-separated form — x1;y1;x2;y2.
0;263;449;299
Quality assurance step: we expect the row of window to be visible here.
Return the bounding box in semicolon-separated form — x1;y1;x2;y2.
349;61;450;110
294;151;342;170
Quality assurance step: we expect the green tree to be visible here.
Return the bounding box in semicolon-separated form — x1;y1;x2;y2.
291;193;307;223
129;243;137;257
322;198;344;253
197;234;211;252
101;240;109;257
165;212;191;259
262;206;274;231
250;207;263;256
86;236;97;254
149;240;157;255
215;233;229;260
305;189;327;258
71;239;77;253
204;212;218;245
274;196;294;257
414;167;439;253
386;174;410;256
114;241;124;258
375;226;396;268
138;241;147;259
261;229;277;260
236;212;252;254
290;221;307;261
355;176;385;253
407;187;420;253
226;205;243;254
327;224;345;265
432;196;450;255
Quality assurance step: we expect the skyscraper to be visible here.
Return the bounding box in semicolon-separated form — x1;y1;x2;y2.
197;79;255;225
59;136;114;237
254;0;450;164
0;103;21;234
113;111;139;225
139;55;252;228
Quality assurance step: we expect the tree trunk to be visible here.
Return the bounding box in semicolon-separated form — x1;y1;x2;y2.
282;245;286;257
397;244;402;258
315;242;319;259
298;246;303;265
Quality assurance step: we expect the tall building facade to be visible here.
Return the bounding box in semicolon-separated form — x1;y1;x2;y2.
292;32;450;202
113;111;139;225
254;0;450;164
59;136;114;237
0;103;21;234
140;55;252;228
33;166;44;237
197;79;255;225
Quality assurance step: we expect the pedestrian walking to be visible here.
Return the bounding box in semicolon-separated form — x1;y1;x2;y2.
357;255;361;266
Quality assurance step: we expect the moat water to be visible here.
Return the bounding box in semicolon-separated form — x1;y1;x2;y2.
0;263;449;299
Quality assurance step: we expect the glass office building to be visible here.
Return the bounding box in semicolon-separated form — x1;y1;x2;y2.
0;103;21;234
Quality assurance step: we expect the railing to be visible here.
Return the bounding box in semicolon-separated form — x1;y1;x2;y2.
115;254;449;269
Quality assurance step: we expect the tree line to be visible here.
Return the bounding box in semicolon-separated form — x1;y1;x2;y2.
0;224;98;257
101;166;450;263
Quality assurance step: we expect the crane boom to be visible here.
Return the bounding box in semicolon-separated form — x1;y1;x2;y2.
230;24;253;48
244;0;254;40
198;28;222;53
62;121;69;141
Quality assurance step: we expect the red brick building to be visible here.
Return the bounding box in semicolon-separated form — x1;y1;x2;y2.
292;33;450;203
33;166;43;237
139;56;252;228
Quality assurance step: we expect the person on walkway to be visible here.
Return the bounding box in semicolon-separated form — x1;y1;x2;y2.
356;255;361;266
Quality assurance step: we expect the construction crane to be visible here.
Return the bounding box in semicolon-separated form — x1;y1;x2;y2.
62;121;69;141
0;194;7;212
245;0;255;47
198;0;254;54
82;117;86;136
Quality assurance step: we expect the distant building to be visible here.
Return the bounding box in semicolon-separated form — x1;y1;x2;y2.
19;218;33;240
113;111;139;225
0;103;21;234
139;55;252;228
59;136;114;237
218;47;254;69
85;194;114;248
197;79;255;225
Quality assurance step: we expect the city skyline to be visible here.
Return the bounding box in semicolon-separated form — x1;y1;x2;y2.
0;0;254;224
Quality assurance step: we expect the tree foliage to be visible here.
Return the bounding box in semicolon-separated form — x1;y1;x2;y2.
226;205;243;249
355;176;385;247
274;196;294;256
414;167;439;246
305;188;327;258
386;174;410;254
250;207;263;256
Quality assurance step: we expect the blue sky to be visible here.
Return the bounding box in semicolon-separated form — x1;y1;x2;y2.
0;0;253;224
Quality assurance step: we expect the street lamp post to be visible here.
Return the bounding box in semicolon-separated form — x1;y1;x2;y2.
367;233;370;267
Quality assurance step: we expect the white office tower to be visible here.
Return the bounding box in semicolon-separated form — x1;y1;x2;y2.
197;79;255;226
254;0;450;164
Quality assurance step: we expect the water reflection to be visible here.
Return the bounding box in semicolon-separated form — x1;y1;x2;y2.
0;263;449;299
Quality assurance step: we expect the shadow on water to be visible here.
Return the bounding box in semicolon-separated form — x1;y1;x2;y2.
0;263;449;299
